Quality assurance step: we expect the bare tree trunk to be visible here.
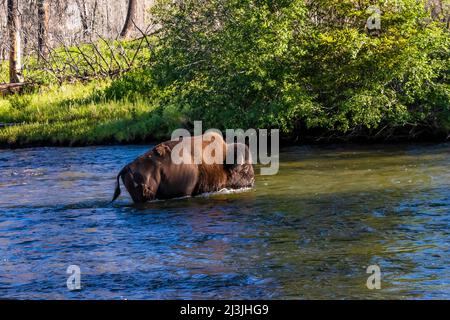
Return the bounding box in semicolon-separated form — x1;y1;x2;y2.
37;0;49;59
90;0;99;35
7;0;22;83
76;0;90;37
120;0;138;38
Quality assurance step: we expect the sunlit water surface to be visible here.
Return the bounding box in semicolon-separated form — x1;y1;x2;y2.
0;143;449;299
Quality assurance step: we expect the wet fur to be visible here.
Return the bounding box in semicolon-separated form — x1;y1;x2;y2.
112;134;254;203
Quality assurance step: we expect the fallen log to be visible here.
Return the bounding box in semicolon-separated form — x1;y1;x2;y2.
0;122;20;128
0;82;34;96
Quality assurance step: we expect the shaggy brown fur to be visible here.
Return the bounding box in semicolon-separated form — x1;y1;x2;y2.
112;133;254;203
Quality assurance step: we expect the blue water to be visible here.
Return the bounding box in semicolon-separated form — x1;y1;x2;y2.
0;144;449;299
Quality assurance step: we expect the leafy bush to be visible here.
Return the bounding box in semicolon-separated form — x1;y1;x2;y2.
112;0;449;138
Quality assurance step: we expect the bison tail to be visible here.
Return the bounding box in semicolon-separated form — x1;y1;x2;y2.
111;166;126;203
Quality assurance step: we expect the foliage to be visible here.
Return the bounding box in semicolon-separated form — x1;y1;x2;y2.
0;61;8;83
128;0;449;137
7;94;33;111
1;0;449;146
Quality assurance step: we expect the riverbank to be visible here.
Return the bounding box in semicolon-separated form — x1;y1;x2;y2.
1;125;448;149
0;81;449;149
0;81;181;148
2;0;449;149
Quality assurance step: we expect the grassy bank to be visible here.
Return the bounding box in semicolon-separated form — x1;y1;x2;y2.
0;81;183;147
0;78;448;148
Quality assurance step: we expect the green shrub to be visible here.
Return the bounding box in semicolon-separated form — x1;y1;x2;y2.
130;0;449;137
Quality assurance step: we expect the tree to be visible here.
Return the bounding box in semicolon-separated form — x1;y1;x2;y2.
7;0;22;83
147;0;449;136
37;0;49;59
120;0;137;38
75;0;90;37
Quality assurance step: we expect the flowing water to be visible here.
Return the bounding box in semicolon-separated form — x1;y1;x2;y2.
0;143;449;299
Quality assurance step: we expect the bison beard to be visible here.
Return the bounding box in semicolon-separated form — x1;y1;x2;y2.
111;134;254;203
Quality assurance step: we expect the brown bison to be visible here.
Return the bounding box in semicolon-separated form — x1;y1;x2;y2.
111;133;254;203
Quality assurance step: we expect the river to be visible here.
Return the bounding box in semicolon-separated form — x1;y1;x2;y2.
0;143;449;299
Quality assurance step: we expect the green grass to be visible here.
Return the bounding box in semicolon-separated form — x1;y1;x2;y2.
0;36;172;148
0;81;180;147
0;61;7;83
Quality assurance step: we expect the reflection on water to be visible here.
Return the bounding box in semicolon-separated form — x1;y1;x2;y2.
0;143;449;299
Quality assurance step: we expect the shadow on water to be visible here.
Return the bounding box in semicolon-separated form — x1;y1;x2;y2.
0;143;449;299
